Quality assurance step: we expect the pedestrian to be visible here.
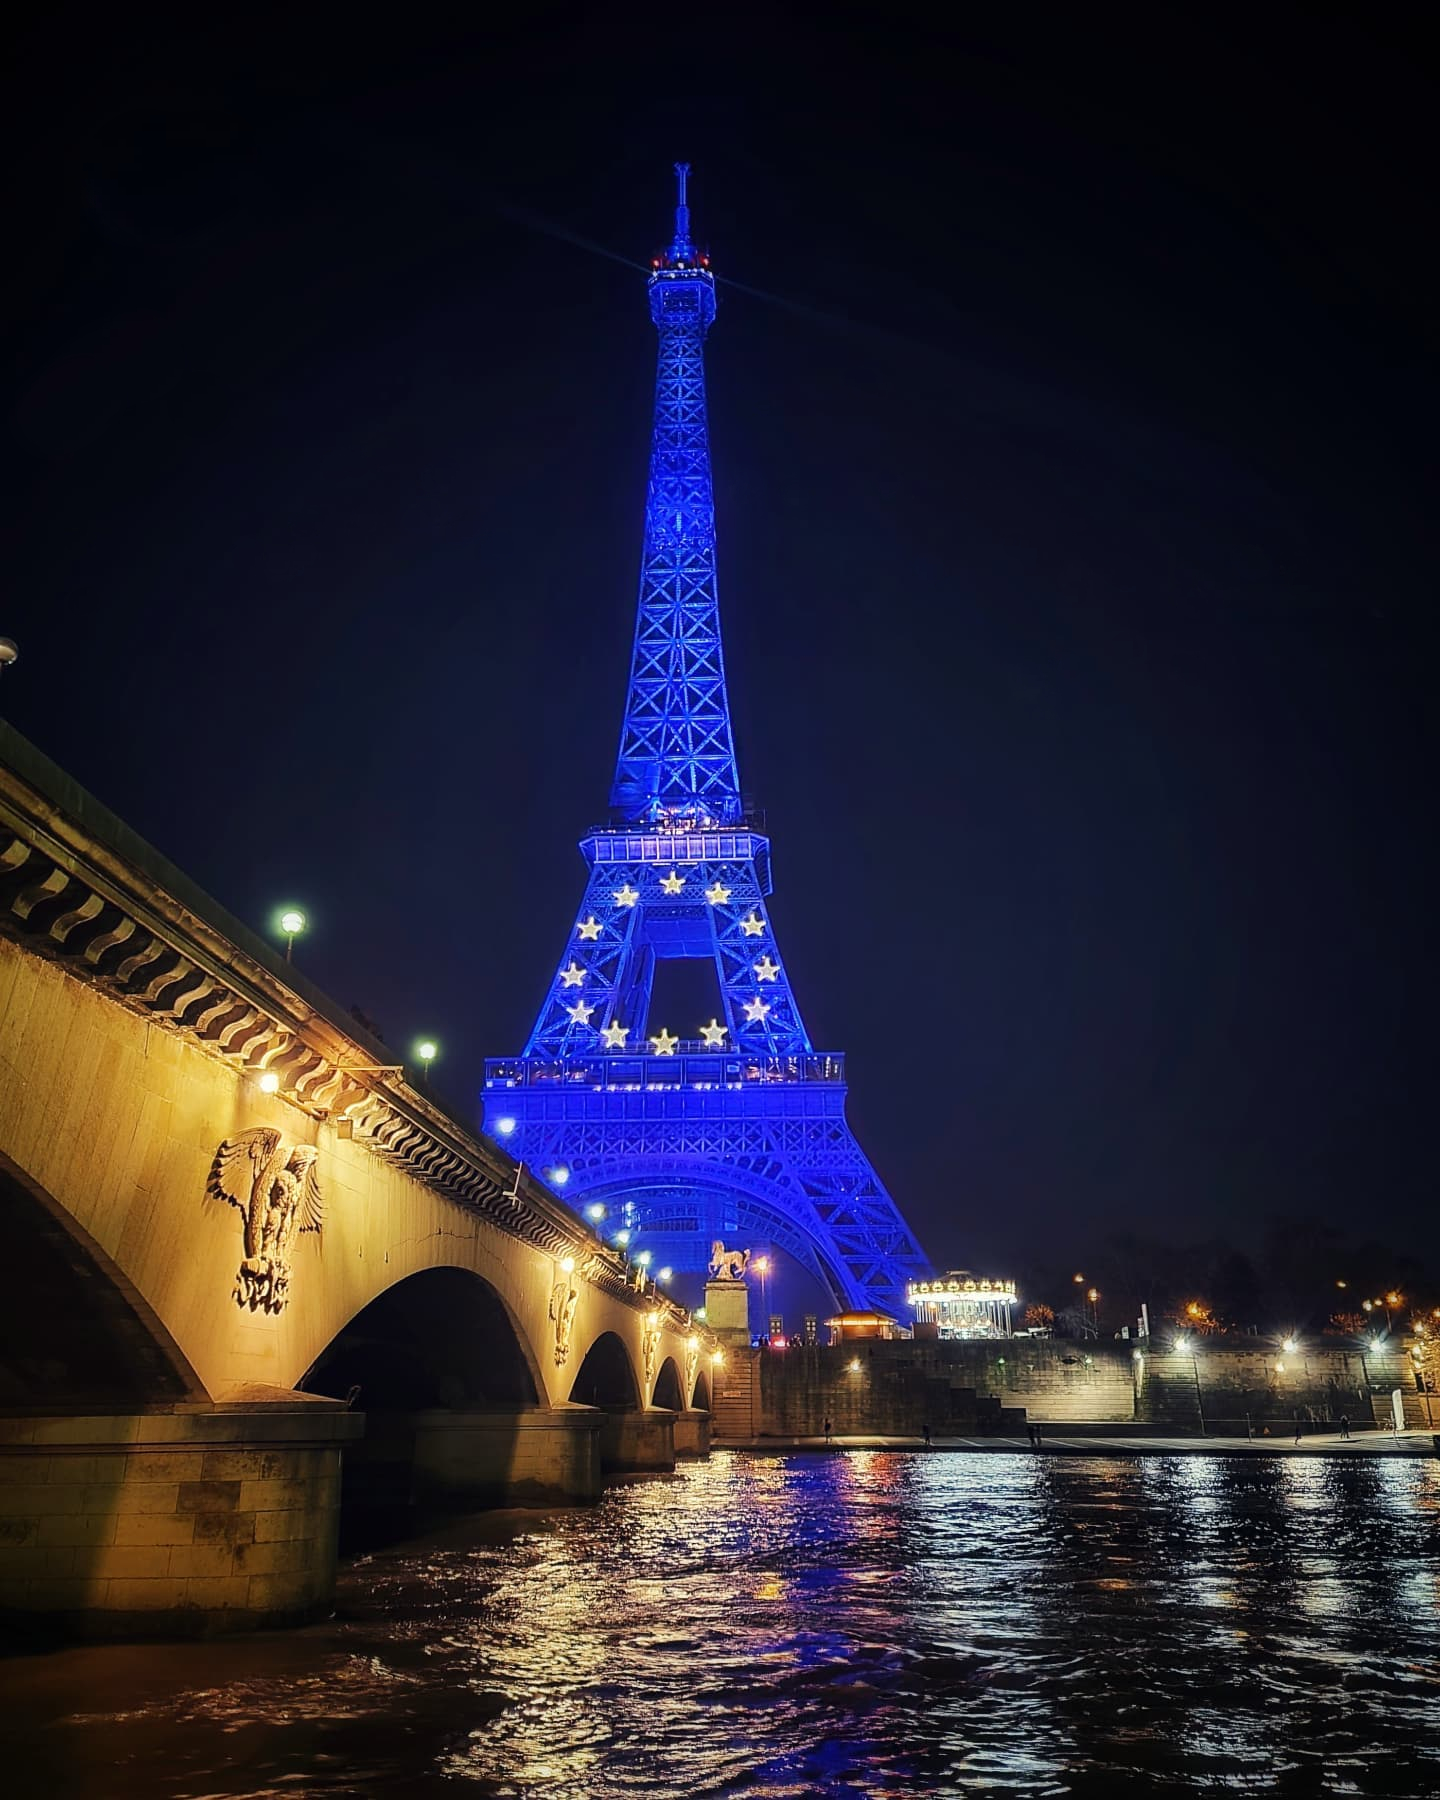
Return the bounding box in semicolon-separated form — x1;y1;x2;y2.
1293;1412;1301;1446
823;1416;832;1447
922;1422;932;1448
1339;1414;1350;1441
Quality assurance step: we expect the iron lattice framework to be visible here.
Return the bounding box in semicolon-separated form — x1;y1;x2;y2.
485;166;929;1317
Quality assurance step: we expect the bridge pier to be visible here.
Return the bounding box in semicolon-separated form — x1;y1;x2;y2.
0;1398;360;1639
411;1406;604;1508
673;1408;712;1458
599;1406;677;1473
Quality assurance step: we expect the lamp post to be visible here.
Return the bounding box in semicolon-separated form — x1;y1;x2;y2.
415;1039;438;1084
279;908;306;962
754;1254;771;1338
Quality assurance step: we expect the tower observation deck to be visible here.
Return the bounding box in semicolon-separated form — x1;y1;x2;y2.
484;166;930;1318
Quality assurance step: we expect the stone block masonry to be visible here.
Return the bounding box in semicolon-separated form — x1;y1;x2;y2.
0;1402;360;1638
730;1338;1402;1440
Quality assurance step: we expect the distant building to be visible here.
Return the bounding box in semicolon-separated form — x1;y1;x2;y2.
907;1273;1017;1340
826;1310;904;1344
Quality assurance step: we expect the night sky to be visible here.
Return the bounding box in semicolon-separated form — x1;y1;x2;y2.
3;9;1433;1282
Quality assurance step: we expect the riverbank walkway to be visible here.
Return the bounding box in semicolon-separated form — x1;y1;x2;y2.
721;1431;1439;1458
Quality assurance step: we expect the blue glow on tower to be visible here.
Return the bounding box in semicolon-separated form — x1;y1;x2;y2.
485;166;930;1318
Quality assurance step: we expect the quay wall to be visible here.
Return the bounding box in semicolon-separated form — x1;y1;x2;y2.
735;1338;1416;1438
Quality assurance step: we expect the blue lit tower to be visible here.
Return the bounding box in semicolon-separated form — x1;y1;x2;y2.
484;166;929;1317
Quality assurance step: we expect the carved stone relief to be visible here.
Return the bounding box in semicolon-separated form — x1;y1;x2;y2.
207;1127;322;1315
549;1261;580;1365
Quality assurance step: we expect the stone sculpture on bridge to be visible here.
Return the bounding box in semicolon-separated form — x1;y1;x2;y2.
708;1241;750;1282
549;1262;581;1365
208;1126;323;1314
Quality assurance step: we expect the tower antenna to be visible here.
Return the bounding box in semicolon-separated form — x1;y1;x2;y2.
671;161;694;260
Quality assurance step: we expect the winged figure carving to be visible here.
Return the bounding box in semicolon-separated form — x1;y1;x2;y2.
207;1128;323;1314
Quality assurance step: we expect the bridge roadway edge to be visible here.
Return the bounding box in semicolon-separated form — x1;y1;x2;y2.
0;722;720;1638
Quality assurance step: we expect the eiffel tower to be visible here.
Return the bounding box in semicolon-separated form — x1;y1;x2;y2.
483;166;929;1318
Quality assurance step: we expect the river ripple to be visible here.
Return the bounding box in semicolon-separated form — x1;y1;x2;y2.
5;1451;1440;1798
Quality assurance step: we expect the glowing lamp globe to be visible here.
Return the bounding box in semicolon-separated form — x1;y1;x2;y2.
279;909;305;937
495;1116;517;1137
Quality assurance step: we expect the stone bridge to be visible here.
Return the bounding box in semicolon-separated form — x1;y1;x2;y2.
0;724;724;1638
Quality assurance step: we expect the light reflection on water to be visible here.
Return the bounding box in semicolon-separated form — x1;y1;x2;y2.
5;1451;1440;1797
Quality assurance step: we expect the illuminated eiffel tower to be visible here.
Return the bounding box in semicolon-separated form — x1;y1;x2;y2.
483;166;929;1317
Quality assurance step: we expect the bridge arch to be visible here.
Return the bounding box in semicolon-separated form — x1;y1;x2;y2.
0;1150;205;1408
569;1330;641;1410
651;1355;684;1412
300;1266;542;1411
691;1367;711;1412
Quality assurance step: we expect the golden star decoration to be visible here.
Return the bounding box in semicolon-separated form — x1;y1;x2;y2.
739;912;765;937
613;884;639;908
577;916;602;941
699;1019;728;1047
753;955;780;982
704;880;731;906
743;996;771;1022
659;870;686;895
601;1020;629;1049
559;962;586;988
566;999;596;1025
649;1027;679;1055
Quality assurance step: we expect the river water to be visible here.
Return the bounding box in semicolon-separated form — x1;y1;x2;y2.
5;1450;1440;1798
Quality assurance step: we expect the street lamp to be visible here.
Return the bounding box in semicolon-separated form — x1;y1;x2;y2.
1086;1287;1100;1336
278;907;306;962
754;1254;771;1336
415;1039;438;1083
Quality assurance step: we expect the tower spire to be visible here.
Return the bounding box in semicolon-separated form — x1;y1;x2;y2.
611;164;736;825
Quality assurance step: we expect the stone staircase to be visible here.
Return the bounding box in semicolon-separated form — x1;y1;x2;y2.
709;1348;759;1441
